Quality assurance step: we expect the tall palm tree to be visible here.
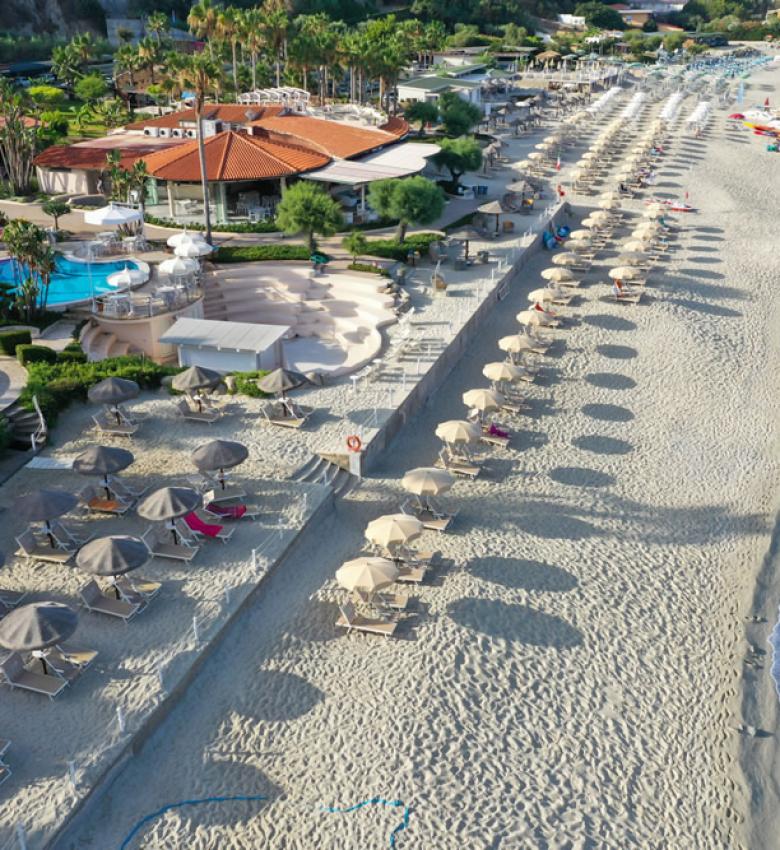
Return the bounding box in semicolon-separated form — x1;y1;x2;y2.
241;8;265;91
146;11;169;43
137;37;160;85
217;6;241;100
188;0;221;60
261;0;289;88
165;52;221;244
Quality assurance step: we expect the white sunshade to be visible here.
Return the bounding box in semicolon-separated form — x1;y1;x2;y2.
175;240;214;259
84;203;142;227
303;141;440;186
159;318;288;354
158;256;199;276
106;264;149;288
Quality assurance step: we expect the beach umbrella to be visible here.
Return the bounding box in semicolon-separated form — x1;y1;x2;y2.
84;204;142;228
174;239;213;259
0;602;78;654
76;535;150;577
568;229;591;240
528;287;561;304
483;361;524;384
191;439;248;472
463;388;502;413
172;365;222;393
401;467;454;497
598;199;621;210
137;487;201;522
568;239;592;253
541;267;574;283
516;159;532;170
551;253;579;267
498;334;538;355
256;367;308;396
609;267;644;280
599;191;621;201
632;224;662;239
106;264;149;288
365;514;423;550
435;420;480;445
166;229;198;248
588;210;611;224
18;489;77;523
622;239;651;252
158;256;199;277
527;151;544;161
516;309;549;328
73;446;134;476
88;377;140;405
336;557;399;594
616;252;648;265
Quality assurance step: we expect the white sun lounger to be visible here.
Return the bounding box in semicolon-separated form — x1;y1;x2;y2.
336;602;398;637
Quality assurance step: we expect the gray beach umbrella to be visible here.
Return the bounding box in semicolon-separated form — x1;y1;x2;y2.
76;535;150;576
87;377;140;405
191;440;248;472
73;446;135;476
0;601;78;651
137;486;201;521
171;366;223;393
18;489;78;522
257;368;308;396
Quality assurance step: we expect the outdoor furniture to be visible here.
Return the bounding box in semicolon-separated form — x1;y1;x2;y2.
79;580;143;621
176;398;220;423
181;513;235;544
14;529;74;564
0;652;67;699
116;574;161;601
0;739;10;786
141;526;199;562
42;644;98;683
92;412;138;438
335;603;398;638
259;400;310;429
0;589;27;610
78;484;132;516
436;448;481;480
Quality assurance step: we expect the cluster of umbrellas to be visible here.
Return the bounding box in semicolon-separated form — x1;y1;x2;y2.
160;230;213;278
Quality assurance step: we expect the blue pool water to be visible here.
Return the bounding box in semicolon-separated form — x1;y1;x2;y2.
0;255;141;306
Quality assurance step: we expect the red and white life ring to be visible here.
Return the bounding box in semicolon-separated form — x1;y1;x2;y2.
346;435;362;453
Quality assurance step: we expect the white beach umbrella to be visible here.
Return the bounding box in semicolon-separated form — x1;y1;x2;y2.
608;266;644;280
598;199;621;210
588;210;611;224
84;204;142;227
615;251;648;265
517;309;551;328
462;388;503;413
106;264;149;288
516;159;532;170
568;239;592;253
483;361;524;384
336;557;399;594
551;252;579;267
527;151;544;161
499;334;539;355
622;239;651;252
528;287;556;303
365;514;423;550
167;230;196;248
568;229;591;240
435;420;480;445
401;467;454;496
174;239;213;259
599;191;621;201
158;256;199;276
541;267;574;282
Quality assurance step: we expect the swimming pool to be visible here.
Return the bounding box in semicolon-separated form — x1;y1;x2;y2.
0;254;147;307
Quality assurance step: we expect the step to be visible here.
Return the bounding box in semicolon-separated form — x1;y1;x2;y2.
88;332;118;362
109;341;131;357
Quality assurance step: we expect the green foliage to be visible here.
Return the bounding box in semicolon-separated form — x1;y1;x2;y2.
57;349;88;363
0;330;32;356
575;1;626;29
74;74;108;103
16;345;57;366
276;181;344;250
431;136;483;186
404;100;439;134
144;213;280;233
229;370;270;397
343;230;368;262
362;232;442;261
0;416;10;454
20;355;178;425
437;91;482;137
367;176;445;242
27;86;65;107
214;245;312;263
0;34;69;65
42;200;71;230
347;262;390;277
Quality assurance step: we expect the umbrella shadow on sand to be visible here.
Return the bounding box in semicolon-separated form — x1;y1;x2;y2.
235;670;324;723
448;598;583;649
585;372;637;391
595;344;637;360
581;403;634;423
549;466;616;488
572;434;633;456
468;556;578;593
582;314;636;333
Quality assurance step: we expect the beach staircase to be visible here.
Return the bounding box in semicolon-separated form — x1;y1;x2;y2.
79;320;143;362
290;454;360;498
2;395;47;451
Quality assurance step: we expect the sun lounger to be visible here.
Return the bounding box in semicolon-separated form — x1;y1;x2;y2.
436;450;481;479
354;589;409;611
335;602;398;638
182;512;235;543
611;290;642;304
259;401;309;430
116;574;161;600
199;472;246;505
0;589;27;609
78;484;132;516
141;527;199;562
92;413;138;438
204;502;260;520
176;398;219;423
79;580;144;621
402;505;454;533
0;739;10;786
14;529;74;565
396;564;428;583
49;520;92;550
43;644;98;683
0;652;67;699
480;427;511;449
108;476;148;502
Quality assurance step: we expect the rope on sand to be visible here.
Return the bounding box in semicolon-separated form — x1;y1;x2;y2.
322;797;411;847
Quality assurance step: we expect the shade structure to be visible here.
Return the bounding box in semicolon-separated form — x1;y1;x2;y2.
645;202;667;215
516;159;532;169
632;222;663;236
568;239;592;253
166;229;200;248
622;239;651;252
18;489;77;522
599;191;621;201
172;365;223;393
588;210;611;224
87;377;140;405
84;204;142;227
568;229;591;240
174;239;213;259
462;388;502;412
106;264;149;288
528;287;558;303
598;199;621;210
499;334;537;354
516;309;547;327
477;200;504;216
435;420;480;445
608;266;644;280
137;486;201;522
191;439;248;471
336;557;399;594
158;256;199;276
365;514;423;549
401;467;455;496
0;602;77;651
541;267;574;283
615;252;648;265
73;446;134;476
551;253;579;267
256;368;308;396
526;151;544;161
76;535;150;576
642;209;669;221
483;361;524;383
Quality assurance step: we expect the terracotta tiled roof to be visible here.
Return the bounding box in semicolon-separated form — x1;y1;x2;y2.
248;114;402;159
33;141;181;171
141;129;330;181
380;116;410;138
0;116;40;129
124;104;285;131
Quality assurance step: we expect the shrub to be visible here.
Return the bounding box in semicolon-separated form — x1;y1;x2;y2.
347;262;390;277
229;370;270;398
144;213;280;234
0;330;32;356
17;345;57;366
57;349;88;363
362;233;442;261
0;416;9;453
214;245;311;263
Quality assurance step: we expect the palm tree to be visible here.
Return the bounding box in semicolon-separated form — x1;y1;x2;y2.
146;11;169;43
165;52;221;244
188;0;221;60
261;0;289;88
217;6;241;100
114;43;143;90
241;8;265;91
137;37;160;85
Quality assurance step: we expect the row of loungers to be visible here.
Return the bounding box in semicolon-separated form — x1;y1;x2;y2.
0;645;98;700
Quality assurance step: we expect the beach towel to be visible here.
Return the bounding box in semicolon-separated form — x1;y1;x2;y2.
184;512;223;538
488;423;509;438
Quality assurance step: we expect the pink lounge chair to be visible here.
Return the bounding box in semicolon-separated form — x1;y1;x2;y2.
184;512;223;539
488;423;509;439
206;503;247;519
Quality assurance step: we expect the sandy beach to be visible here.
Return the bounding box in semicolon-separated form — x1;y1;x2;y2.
0;59;779;849
13;61;770;848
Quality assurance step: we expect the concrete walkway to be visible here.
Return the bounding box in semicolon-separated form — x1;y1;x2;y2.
0;356;27;413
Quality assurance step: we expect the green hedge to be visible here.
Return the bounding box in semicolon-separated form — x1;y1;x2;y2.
17;345;57;366
0;330;32;356
214;245;311;263
347;262;390;277
20;355;180;425
363;233;441;261
229;370;270;398
57;349;88;363
145;214;280;234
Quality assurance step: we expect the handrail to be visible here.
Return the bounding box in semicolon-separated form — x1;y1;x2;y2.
92;284;203;320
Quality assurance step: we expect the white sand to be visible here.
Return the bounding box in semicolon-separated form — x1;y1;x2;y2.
24;63;776;849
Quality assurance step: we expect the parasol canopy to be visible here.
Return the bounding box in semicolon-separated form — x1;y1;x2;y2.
191;440;248;472
256;368;308;396
365;514;423;549
137;486;201;522
87;377;140;405
18;489;77;523
336;557;399;593
401;467;455;496
0;602;78;651
435;420;480;445
73;446;134;476
172;365;223;393
75;535;150;576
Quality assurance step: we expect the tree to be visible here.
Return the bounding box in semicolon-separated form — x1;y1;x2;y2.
42;200;70;231
164;51;223;243
217;6;242;99
0;80;38;195
146;11;169;42
75;74;108;103
188;0;221;59
575;2;625;30
27;85;65;108
241;7;266;91
437;90;482;136
275;181;343;251
137;36;161;85
3;219;56;319
367;175;444;242
404;100;439;135
343;230;368;262
115;43;143;89
261;0;290;88
431;136;483;188
663;31;687;51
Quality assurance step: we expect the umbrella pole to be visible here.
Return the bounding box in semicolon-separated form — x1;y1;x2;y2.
45;521;55;549
103;475;112;501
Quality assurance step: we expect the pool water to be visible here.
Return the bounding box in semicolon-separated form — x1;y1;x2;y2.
0;255;141;306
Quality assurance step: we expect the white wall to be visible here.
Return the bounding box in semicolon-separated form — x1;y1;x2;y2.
37;168;95;196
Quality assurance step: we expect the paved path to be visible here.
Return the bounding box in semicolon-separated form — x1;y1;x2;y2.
0;356;27;413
